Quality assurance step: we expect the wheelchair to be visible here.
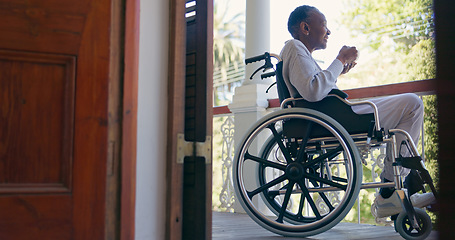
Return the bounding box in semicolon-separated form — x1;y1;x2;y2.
233;52;437;239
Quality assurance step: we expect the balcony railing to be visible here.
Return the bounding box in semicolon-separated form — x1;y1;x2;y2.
212;79;436;223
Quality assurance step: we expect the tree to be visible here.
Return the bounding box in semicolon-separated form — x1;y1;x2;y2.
338;0;437;225
340;0;433;51
213;0;244;71
213;0;245;105
337;0;434;89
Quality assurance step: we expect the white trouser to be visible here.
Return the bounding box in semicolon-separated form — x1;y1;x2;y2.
351;93;424;181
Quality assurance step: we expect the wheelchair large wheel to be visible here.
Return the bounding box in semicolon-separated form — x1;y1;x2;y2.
233;108;362;237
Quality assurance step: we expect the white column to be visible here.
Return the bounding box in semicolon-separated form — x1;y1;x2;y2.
244;0;271;85
229;0;276;213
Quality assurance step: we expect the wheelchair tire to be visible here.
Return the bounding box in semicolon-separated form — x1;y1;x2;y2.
396;207;432;240
233;108;362;237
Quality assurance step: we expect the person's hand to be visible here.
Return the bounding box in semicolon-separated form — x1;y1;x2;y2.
341;62;357;74
336;46;358;65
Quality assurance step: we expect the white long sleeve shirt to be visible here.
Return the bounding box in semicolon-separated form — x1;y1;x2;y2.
280;39;344;102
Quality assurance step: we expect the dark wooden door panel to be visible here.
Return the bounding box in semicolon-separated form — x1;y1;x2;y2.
0;0;120;239
0;50;75;193
0;195;72;239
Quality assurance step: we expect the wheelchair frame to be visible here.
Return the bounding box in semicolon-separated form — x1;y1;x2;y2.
233;52;436;239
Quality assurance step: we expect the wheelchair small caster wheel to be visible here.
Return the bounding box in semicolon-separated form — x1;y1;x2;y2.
391;214;398;232
395;207;432;240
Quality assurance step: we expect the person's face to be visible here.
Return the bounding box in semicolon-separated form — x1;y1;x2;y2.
302;10;331;51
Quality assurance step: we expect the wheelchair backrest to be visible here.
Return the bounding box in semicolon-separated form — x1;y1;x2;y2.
275;61;292;103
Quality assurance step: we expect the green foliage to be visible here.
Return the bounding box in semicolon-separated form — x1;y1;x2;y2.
422;95;439;226
402;39;436;80
340;0;434;51
338;39;435;89
402;40;438;197
337;0;434;89
338;0;437;226
401;39;438;196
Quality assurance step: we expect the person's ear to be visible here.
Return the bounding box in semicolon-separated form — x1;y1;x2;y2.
300;21;310;36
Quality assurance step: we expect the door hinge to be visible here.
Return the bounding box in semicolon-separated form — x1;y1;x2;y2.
177;133;212;164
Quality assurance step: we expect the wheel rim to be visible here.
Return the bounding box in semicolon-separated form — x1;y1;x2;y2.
234;109;362;236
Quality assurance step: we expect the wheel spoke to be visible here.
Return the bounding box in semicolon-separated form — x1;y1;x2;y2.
295;121;313;163
308;167;321;187
308;178;335;212
302;145;343;168
404;217;423;234
305;173;347;191
276;180;295;223
298;180;322;219
319;192;335;212
266;190;280;198
297;193;305;218
267;123;293;164
265;182;292;198
405;218;415;232
332;175;348;183
245;152;286;171
247;174;288;199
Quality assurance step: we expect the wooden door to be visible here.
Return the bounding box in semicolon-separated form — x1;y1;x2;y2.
0;0;122;239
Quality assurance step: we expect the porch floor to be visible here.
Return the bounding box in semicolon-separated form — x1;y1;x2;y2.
212;211;438;240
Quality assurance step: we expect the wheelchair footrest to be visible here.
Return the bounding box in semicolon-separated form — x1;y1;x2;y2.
393;156;424;171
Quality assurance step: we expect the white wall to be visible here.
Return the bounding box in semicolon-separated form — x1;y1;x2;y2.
135;0;169;239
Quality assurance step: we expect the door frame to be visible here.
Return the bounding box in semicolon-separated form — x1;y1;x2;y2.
121;0;140;239
120;1;213;239
165;0;187;239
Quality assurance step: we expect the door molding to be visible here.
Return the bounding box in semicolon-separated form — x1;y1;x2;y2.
121;0;140;239
166;0;187;239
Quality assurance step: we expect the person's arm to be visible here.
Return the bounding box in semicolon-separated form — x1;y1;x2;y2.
287;50;343;102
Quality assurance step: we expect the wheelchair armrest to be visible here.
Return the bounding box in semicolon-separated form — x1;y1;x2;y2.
281;89;347;108
328;89;348;99
280;97;298;109
331;95;381;133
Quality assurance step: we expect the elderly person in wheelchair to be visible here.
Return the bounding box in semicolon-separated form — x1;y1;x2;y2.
281;5;436;217
233;4;437;239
